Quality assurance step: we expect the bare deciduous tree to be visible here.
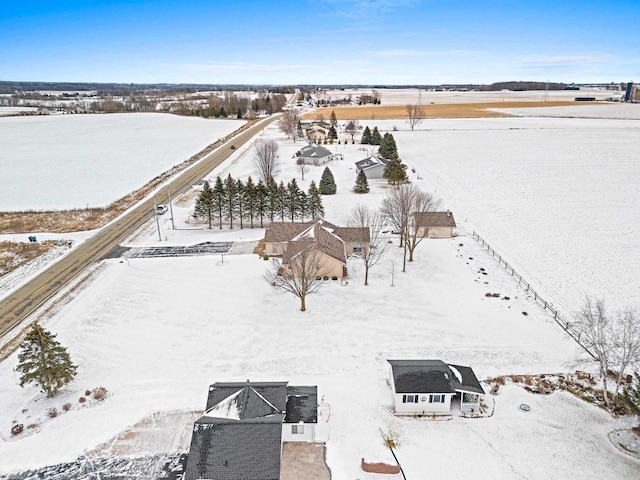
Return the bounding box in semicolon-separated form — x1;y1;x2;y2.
613;307;640;400
264;244;330;311
253;139;280;182
296;158;309;180
575;298;614;408
349;204;388;286
345;120;360;142
279;110;301;142
575;299;640;407
406;104;426;131
381;184;440;271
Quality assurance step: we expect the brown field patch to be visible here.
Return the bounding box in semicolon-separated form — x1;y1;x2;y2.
0;240;67;277
303;101;592;121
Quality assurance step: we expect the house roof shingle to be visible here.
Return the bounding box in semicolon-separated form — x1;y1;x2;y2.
388;359;484;395
299;144;332;159
413;211;457;228
185;418;284;480
284;386;318;424
355;155;390;171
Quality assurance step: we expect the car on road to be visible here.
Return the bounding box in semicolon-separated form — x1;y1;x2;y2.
156;204;168;215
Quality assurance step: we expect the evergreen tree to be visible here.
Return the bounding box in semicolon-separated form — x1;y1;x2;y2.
267;180;279;223
212;176;226;229
378;132;399;160
330;110;338;129
224;174;237;229
286;179;303;221
255;179;268;227
623;371;640;423
16;323;77;398
319;167;337;195
371;127;382;145
235;178;245;229
307;181;325;218
298;190;309;221
383;158;408;187
353;169;370;194
277;181;287;222
328;125;337;140
244;176;257;228
297;120;304;139
194;181;216;229
361;126;372;144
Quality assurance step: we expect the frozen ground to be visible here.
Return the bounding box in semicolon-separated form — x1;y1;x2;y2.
0;113;244;211
1;122;639;478
326;116;640;315
491;102;640;119
321;87;614;105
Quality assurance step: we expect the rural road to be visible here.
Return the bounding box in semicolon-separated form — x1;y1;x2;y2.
0;115;278;343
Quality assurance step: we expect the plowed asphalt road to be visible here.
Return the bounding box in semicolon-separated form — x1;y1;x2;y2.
0;115;277;342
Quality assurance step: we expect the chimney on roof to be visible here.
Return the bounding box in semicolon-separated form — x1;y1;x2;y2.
446;210;451;217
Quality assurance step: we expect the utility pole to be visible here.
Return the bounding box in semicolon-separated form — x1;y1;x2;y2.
167;187;175;230
153;199;162;242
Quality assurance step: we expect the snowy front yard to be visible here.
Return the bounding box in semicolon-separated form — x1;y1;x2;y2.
1;116;639;478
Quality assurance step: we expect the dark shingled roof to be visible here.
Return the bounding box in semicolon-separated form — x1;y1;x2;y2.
184;417;284;480
388;359;484;395
206;382;287;413
285;386;318;424
186;381;319;480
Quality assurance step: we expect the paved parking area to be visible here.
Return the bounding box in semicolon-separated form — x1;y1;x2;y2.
280;442;331;480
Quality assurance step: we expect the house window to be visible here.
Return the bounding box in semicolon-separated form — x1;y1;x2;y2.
429;394;445;403
271;244;278;254
352;243;362;253
402;394;418;403
292;424;304;434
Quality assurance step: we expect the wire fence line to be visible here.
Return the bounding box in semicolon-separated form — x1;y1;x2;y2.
471;231;596;360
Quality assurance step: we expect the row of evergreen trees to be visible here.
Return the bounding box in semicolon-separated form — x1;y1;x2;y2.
194;175;325;229
361;127;399;160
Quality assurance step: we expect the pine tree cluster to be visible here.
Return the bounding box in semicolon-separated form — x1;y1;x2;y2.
361;126;382;145
378;132;399;160
193;175;325;228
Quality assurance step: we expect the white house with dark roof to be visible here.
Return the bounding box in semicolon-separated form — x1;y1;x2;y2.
355;155;390;179
297;143;334;166
185;381;318;480
388;359;484;415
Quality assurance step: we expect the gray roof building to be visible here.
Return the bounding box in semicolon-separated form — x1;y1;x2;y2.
388;359;484;395
185;381;318;480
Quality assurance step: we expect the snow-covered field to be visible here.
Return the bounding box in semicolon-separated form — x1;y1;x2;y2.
1;122;638;478
375;115;640;315
492;102;640;119
0;113;244;211
321;87;615;105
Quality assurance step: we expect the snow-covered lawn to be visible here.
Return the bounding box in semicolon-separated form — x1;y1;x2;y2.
1;119;638;478
0;113;244;211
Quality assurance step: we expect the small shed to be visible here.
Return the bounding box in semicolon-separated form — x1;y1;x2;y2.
414;211;457;238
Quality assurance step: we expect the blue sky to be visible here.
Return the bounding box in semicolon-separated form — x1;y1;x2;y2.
1;0;638;84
